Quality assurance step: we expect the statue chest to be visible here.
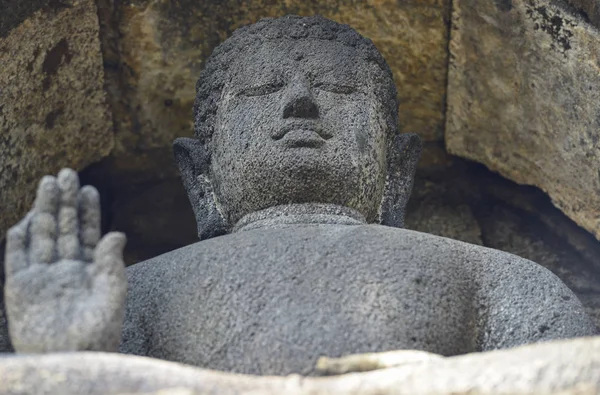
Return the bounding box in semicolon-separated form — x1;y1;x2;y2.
129;225;479;375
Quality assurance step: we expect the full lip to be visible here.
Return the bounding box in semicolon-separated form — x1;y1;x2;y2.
271;121;333;144
281;129;325;148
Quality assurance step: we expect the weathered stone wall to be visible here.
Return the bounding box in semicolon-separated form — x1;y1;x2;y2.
569;0;600;27
447;0;600;242
0;0;113;239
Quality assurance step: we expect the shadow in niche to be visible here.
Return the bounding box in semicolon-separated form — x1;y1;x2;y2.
78;164;116;240
78;160;197;266
466;160;600;272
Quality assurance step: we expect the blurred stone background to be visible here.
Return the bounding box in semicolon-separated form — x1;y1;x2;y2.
1;0;599;342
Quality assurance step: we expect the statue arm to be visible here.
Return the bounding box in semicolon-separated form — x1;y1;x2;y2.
117;269;151;357
477;253;597;352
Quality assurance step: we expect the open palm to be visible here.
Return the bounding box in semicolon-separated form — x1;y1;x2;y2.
4;169;127;353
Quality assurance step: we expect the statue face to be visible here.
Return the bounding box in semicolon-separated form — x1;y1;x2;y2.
210;39;390;225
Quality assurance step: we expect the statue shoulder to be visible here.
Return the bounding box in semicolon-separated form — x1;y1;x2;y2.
472;247;597;349
124;238;227;295
362;227;597;346
471;246;570;290
119;238;224;356
367;224;488;257
127;237;229;273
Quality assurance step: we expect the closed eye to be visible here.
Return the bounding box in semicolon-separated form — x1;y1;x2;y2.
238;82;285;97
314;82;357;94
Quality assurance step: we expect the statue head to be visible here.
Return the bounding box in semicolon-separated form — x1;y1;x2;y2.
174;15;421;239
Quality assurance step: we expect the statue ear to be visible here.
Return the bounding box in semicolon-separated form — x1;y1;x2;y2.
380;133;422;228
173;137;228;240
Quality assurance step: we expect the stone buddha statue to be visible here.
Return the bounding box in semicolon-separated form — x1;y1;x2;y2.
2;15;596;376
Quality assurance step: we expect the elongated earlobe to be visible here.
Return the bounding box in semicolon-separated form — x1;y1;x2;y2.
380;133;422;228
173;137;228;240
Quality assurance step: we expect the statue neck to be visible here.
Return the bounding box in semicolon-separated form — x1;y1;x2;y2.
233;203;367;232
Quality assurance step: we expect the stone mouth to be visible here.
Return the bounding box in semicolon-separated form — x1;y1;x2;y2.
272;121;333;141
281;129;325;148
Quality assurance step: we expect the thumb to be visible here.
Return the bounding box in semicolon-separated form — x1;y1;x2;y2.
92;232;127;277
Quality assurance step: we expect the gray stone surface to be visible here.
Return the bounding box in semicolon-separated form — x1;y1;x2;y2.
1;15;596;384
120;221;595;375
446;0;600;241
82;0;451;265
405;169;483;246
174;16;419;238
476;202;600;326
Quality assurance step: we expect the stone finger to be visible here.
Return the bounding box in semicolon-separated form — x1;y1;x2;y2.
57;169;79;207
4;212;33;276
33;176;60;215
30;176;60;263
92;232;126;277
78;185;101;261
29;212;57;264
58;169;81;259
58;206;79;259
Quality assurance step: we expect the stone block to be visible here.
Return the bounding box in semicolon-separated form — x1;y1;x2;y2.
447;0;600;240
0;0;113;239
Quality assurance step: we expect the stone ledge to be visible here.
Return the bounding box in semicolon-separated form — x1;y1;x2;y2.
1;336;599;394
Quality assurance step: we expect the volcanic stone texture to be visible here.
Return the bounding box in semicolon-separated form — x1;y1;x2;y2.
446;0;600;240
0;0;113;240
83;0;452;261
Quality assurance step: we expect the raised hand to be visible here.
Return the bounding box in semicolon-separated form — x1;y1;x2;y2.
4;169;127;353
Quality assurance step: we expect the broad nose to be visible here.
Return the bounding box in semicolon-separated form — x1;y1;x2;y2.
282;77;319;119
